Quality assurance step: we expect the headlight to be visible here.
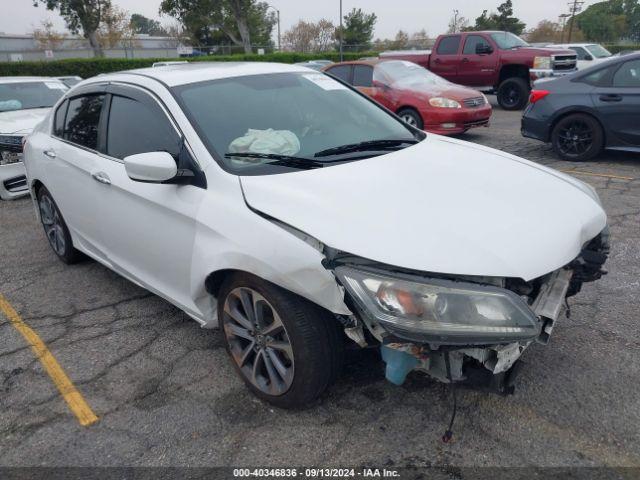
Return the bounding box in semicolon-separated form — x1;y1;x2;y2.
429;97;461;109
533;56;551;69
335;266;540;345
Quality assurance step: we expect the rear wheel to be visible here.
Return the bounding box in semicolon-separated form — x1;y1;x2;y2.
497;77;529;110
397;108;424;130
218;273;343;409
551;113;604;161
36;186;82;264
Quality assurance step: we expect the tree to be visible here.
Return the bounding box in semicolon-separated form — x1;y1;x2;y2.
447;14;469;33
408;29;430;48
466;0;526;35
391;30;409;50
130;13;167;36
160;0;275;53
32;20;65;51
98;4;137;49
575;0;632;42
340;8;377;50
526;19;561;43
283;19;335;53
33;0;110;57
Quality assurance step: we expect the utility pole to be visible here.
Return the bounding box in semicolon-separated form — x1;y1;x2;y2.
453;9;459;33
339;0;344;61
559;13;571;43
566;0;584;43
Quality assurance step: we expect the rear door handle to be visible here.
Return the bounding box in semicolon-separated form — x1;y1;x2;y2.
43;149;56;159
91;171;111;185
599;94;622;102
461;57;469;63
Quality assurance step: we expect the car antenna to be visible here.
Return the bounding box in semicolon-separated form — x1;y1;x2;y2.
442;350;458;444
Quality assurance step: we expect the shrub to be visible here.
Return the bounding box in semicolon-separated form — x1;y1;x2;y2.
604;44;640;54
0;52;377;78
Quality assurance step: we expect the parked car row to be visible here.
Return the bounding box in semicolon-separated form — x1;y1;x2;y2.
17;61;609;409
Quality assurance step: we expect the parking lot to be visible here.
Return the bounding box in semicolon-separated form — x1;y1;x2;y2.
1;101;639;471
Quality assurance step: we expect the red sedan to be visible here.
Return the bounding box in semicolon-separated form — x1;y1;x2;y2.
323;59;492;135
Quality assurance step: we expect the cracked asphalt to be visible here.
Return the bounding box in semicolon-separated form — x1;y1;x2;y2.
0;102;639;470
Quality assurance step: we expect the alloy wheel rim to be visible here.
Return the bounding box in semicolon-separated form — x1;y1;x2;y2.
39;194;66;256
401;114;417;126
222;287;294;396
557;121;593;157
502;86;520;107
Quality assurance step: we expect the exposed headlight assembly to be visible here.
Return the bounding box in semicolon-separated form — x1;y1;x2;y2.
429;97;461;109
335;266;540;345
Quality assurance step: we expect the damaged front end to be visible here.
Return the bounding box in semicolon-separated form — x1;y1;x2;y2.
327;226;610;394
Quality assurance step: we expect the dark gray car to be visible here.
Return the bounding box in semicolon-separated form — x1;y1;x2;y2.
522;52;640;161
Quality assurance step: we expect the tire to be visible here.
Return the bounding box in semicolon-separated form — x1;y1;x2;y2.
497;77;530;110
36;186;83;264
397;108;424;130
551;113;604;161
218;272;343;409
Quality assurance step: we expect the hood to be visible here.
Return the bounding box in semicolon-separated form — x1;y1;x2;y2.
240;136;607;281
0;108;50;135
517;47;576;57
395;81;484;101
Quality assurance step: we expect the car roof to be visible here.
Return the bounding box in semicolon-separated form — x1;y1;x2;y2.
0;76;62;84
103;62;316;87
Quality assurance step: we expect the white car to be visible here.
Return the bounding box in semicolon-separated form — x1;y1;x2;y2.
24;63;609;408
548;43;613;70
0;77;68;200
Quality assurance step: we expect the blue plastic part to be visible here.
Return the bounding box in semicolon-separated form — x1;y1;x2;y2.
380;345;419;386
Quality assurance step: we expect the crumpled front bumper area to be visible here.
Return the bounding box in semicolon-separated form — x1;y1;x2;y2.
377;227;610;393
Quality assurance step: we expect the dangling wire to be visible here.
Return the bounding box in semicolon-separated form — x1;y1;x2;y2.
442;350;457;443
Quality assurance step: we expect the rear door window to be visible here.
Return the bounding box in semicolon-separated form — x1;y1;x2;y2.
106;94;181;160
64;94;105;150
436;36;461;55
353;65;374;87
325;65;352;83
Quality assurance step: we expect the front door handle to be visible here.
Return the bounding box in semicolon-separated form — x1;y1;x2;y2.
91;171;111;185
599;94;622;102
43;149;56;159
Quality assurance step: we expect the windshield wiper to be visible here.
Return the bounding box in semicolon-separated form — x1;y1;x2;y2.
313;139;419;158
224;152;325;170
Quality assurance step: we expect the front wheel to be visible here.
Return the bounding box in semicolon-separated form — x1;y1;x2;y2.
551;113;604;161
36;186;83;264
218;273;343;409
497;77;529;110
397;108;424;130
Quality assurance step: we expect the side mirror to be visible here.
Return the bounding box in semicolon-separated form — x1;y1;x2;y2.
584;54;593;61
476;44;493;55
124;151;178;183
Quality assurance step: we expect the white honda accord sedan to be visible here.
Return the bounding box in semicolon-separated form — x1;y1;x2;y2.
24;62;609;408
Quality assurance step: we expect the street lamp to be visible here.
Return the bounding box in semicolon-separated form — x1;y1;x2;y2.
453;9;459;33
266;4;281;51
339;0;343;61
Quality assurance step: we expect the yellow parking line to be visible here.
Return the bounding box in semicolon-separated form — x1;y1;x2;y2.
0;293;98;427
560;169;635;181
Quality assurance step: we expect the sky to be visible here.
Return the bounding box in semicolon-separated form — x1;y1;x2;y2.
1;0;598;41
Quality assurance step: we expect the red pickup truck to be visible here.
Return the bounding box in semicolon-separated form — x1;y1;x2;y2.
380;31;577;110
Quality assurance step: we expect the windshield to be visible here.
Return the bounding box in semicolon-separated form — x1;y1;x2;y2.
174;72;419;174
586;44;612;58
490;32;529;49
0;81;67;112
376;61;450;88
